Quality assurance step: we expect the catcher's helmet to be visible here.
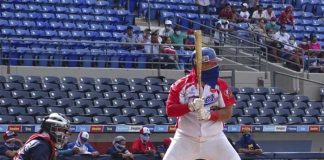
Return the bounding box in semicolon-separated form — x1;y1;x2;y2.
192;47;222;65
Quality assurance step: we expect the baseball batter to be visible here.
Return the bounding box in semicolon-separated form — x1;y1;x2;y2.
164;47;241;160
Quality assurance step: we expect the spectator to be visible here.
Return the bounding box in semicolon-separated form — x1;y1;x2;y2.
131;127;156;155
214;19;233;46
272;25;290;62
161;37;181;69
298;36;310;51
170;26;186;50
265;17;280;32
159;20;174;39
138;28;152;53
121;26;138;50
286;48;304;71
250;19;266;35
278;6;294;25
245;0;259;14
235;128;263;155
149;30;162;68
262;5;276;21
107;136;134;160
197;0;210;14
284;35;298;52
238;3;251;22
219;3;236;22
66;131;100;157
156;138;172;159
184;29;195;51
0;131;23;159
308;35;321;50
251;5;264;23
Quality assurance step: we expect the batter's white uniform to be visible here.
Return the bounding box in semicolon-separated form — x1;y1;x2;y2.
164;73;240;160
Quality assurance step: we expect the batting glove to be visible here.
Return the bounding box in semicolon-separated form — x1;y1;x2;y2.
188;98;204;112
197;107;211;121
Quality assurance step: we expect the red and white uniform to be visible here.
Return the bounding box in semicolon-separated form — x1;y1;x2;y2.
164;71;240;160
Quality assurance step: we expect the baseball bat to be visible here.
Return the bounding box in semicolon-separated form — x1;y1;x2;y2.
194;30;202;98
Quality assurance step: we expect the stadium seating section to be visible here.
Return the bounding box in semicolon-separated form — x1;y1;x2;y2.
0;75;323;125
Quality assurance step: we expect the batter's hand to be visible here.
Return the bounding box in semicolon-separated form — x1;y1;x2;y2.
197;107;211;121
188;98;204;111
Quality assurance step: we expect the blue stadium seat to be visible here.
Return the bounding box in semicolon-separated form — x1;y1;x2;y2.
233;108;243;117
47;107;66;114
277;101;293;109
112;99;129;108
163;79;176;85
305;108;320;116
247;101;262;109
318;117;324;124
146;77;162;85
254;117;272;124
139;108;157;117
129;78;146;85
78;84;94;92
85;92;103;100
157;108;166;116
103;108;121;117
129;84;146;93
75;99;92;108
272;116;287;124
63;22;77;30
112;84;129;93
155;93;169;101
8;75;25;83
1;3;15;10
259;108;274;117
139;93;155;101
0;76;6;83
130;100;147;109
233;101;247;109
27;106;46;116
275;108;290;116
93;116;112;124
42;83;59;91
15;4;29;11
94;8;107;15
225;117;238;125
250;95;266;102
293;101;308;109
269;87;283;95
294;95;309;102
49;0;62;3
37;98;56;107
61;77;78;84
2;11;15;19
266;95;280;102
0;90;12;98
287;116;303;124
93;98;111;108
56;6;69;13
146;85;163;93
12;91;30;99
149;116;168;125
72;116;92;124
43;76;60;84
122;92;139;100
147;100;165;108
8;107;26;116
262;101;277;109
254;87;269;95
95;84;112;93
4;83;23;91
302;117;318;124
9;20;23;27
60;83;77;92
57;98;75;108
307;101;323;109
112;116;131;124
82;8;94;14
16;115;35;124
237;117;254;124
25;76;41;84
103;92;121;100
243;108;259;117
42;5;55;12
80;77;95;84
113;78;129;85
290;108;305;117
18;98;37;107
85;108;103;116
280;94;295;102
235;94;251;102
131;116;149;125
65;107;85;116
1;28;16;37
49;91;68;99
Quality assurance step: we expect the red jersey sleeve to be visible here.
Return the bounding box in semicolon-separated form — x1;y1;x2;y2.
218;79;236;107
166;77;191;117
131;139;143;154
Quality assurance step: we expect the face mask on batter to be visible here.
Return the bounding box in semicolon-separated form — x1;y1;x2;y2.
140;134;150;142
201;66;219;89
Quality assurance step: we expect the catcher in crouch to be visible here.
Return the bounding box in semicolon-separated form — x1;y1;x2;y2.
164;47;241;160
